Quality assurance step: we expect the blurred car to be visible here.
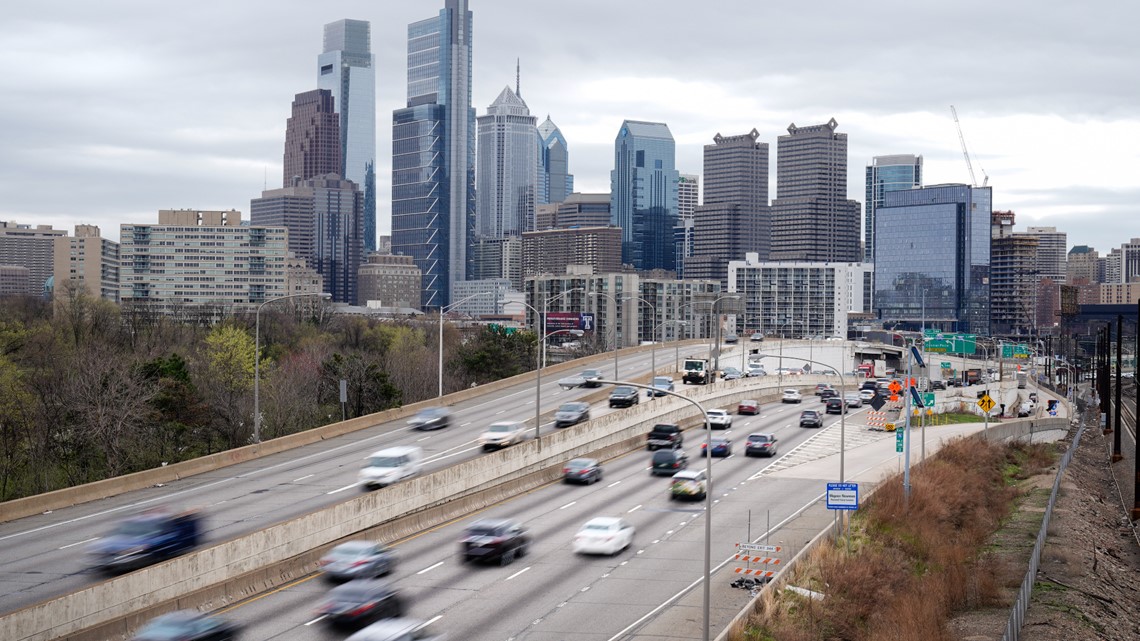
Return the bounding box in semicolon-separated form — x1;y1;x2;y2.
819;388;838;402
406;407;450;431
573;516;634;555
931;380;947;391
859;389;876;402
670;469;708;500
563;458;603;484
1018;403;1034;417
724;333;739;344
649;376;675;396
799;410;823;428
781;389;803;403
737;399;760;415
746;364;767;377
814;383;833;396
651;449;688;475
706;409;733;429
721;366;743;380
775;367;801;376
1028;392;1039;402
359;446;423;490
578;369;603;387
844;393;862;408
130;611;241;641
345;618;444;641
316;579;404;628
702;436;732;457
745;433;779;457
554;401;591;428
319;541;397;581
608;386;640;408
459;518;530;565
478;421;526;450
750;332;765;342
825;397;848;414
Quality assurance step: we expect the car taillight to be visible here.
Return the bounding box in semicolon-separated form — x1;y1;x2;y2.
673;462;680;468
562;468;570;473
319;559;331;566
579;469;589;475
349;604;374;616
351;560;368;567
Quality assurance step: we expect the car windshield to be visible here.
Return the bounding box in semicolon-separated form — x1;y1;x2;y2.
653;377;671;385
560;403;587;412
684;361;704;371
711;438;729;446
802;411;818;417
367;456;402;468
652;451;677;463
331;583;384;600
330;542;373;558
584;523;614;531
489;424;516;433
612;387;634;395
581;370;599;377
784;389;797;394
137;616;199;639
417;408;444;417
113;519;160;538
566;459;592;469
707;410;726;416
749;435;771;443
465;524;503;537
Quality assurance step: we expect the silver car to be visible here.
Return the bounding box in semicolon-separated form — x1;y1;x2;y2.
319;541;396;581
554;401;590;428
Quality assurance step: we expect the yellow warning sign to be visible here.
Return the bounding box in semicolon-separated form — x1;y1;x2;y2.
977;394;996;413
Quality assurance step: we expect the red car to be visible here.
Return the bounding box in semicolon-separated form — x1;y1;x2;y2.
737;399;760;415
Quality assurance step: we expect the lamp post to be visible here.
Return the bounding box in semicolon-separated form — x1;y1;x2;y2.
755;354;848;482
651;319;688;376
515;298;583;452
254;291;331;443
703;295;740;376
625;295;657;373
556;374;714;641
541;287;584;368
438;291;495;398
589;290;624;379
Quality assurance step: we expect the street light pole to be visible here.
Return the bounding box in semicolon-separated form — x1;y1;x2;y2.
626;295;657;374
438;291;495;399
254;291;331;443
589;290;623;379
704;295;740;378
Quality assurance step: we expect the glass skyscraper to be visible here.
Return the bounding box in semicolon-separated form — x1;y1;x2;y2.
864;154;922;262
610;120;679;271
476;86;536;239
537;116;573;205
873;184;992;334
318;19;376;253
392;0;474;310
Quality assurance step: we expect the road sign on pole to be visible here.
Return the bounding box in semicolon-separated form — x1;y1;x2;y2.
826;482;859;510
977;394;996;413
896;428;904;452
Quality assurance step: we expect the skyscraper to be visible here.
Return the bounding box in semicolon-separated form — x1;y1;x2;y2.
610;120;679;271
537;115;573;205
476;86;536;239
864;154;922;262
770;119;861;263
282;89;341;185
392;0;475;309
319;19;376;253
676;174;699;222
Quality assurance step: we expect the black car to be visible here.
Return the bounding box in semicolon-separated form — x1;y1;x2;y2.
825;397;848;414
563;458;602;484
651;449;689;476
609;386;640;408
578;369;603;387
646;423;684;450
860;380;879;392
407;407;450;431
931;380;947;391
819;388;838;402
745;433;779;457
799;410;823;428
131;611;241;641
554;401;590;428
316;579;404;628
459;519;530;566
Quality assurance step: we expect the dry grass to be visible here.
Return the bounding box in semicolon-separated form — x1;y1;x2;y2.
733;437;1056;641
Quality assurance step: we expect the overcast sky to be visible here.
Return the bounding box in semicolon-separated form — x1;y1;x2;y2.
2;1;1136;255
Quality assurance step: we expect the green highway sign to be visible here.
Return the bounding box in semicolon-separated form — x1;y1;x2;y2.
925;339;952;353
924;392;935;406
1001;343;1030;359
896;428;904;453
941;362;952;369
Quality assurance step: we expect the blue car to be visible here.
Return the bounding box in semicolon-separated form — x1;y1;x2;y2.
701;437;732;457
648;376;675;396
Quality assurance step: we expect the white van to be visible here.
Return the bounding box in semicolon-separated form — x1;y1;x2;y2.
359;446;423;490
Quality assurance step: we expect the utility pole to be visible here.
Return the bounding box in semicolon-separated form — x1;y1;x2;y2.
1113;315;1123;461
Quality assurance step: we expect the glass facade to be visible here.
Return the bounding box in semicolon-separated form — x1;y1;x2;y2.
864;154;922;263
610;120;679;271
476;87;536;239
537;116;573;205
873;184;991;334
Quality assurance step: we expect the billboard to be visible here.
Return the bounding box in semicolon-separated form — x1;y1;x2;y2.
544;312;595;332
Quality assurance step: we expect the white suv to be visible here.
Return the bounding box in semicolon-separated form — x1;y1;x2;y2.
705;409;732;429
478;421;527;450
781;389;803;403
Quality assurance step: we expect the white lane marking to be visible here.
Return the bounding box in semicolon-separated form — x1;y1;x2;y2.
506;566;531;580
627;504;642;513
304;615;327;626
607;481;621;488
292;474;314;482
416;436;431;442
424;615;443;627
417;561;444;575
495;409;506;415
327;483;358;495
580;586;590;592
559;501;576;510
59;537;98;550
461;422;472;427
653;539;660;544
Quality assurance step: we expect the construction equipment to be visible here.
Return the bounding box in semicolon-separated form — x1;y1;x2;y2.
950;105;989;187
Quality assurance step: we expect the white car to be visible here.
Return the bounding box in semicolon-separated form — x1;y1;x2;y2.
859;389;876;402
706;409;733;429
358;446;423;489
478;421;527;450
572;517;635;555
781;389;803;403
746;365;767;377
844;393;862;408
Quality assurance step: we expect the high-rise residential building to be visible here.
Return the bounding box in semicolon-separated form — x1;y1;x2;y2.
0;265;32;297
770;119;861;263
864;154;922;262
535;193;613;231
1022;226;1067;283
522;226;622;279
990;232;1038;336
874;184;992;334
319;19;376;253
685;129;770;286
282;89;341;185
1067;245;1099;284
1105;247;1122;284
120;210;289;317
469;237;522;289
537;115;573;205
357;253;422;308
1108;238;1140;283
53;225;120;302
251;174;364;303
392;0;474;310
676;174;699;221
476;86;536;239
0;221;68;297
610;120;679;271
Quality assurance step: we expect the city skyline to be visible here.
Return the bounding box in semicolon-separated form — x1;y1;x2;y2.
1;1;1137;254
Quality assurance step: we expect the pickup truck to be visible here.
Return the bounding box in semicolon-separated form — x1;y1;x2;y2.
646;423;684;451
89;509;202;573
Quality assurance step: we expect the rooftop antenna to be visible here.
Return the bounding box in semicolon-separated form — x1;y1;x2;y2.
516;58;520;98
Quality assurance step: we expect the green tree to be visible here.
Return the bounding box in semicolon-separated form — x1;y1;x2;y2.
454;325;537;385
320;351;401;419
193;325;257;448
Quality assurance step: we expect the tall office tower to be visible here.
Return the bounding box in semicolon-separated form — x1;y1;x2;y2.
685;130;770;286
319;19;376;253
770;119;861;262
1021;226;1068;283
392;0;475;310
476;86;537;239
282;89;341;185
874;184;992;334
676;174;699;221
1067;245;1100;285
537;115;574;205
469;237;522;289
864;154;922;262
610;120;680;271
251;175;364;303
52;225;120;302
0;221;68;297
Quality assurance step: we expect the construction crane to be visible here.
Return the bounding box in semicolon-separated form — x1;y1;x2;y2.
950;105;989;187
